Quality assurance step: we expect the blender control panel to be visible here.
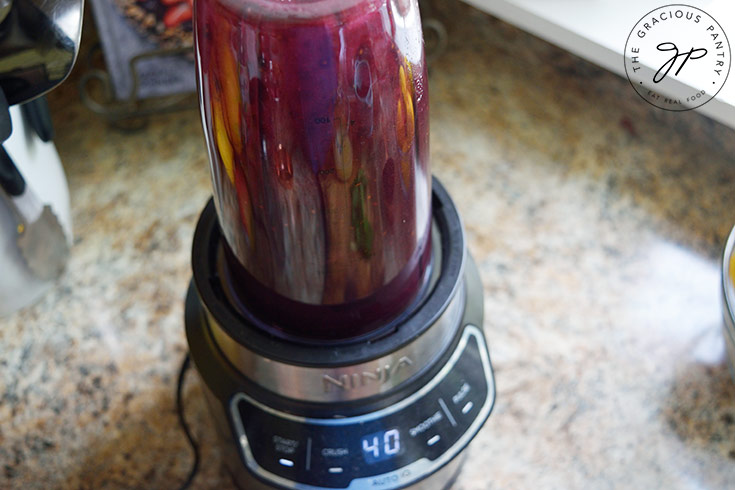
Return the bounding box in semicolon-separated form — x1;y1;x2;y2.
229;325;495;490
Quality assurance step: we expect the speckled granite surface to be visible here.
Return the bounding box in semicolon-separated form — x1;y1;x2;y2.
3;1;735;489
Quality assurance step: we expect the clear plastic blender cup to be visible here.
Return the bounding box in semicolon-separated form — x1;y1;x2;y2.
195;0;431;339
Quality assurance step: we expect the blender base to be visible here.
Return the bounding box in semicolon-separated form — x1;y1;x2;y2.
185;179;496;489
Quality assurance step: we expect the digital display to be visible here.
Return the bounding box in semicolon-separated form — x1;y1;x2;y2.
360;428;402;464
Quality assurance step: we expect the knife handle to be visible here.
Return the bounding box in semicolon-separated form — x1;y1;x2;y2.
0;145;25;196
22;96;53;142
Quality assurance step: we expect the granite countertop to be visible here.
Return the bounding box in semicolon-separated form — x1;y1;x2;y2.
3;2;735;489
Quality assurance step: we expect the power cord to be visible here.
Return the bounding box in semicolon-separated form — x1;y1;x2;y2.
176;353;200;490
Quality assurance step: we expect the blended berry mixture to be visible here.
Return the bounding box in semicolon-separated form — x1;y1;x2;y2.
195;0;431;339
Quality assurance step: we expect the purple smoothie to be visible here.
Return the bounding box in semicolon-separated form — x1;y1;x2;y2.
195;0;432;339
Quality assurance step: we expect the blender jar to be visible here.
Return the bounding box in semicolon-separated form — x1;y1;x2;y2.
723;225;735;378
195;0;431;339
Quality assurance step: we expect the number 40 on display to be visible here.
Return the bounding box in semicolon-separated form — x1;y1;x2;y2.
361;429;401;464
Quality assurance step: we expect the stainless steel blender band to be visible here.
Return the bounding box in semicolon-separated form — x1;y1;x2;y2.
205;275;465;403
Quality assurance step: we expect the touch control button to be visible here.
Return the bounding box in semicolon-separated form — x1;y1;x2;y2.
462;401;474;414
273;435;299;455
321;447;349;457
409;410;443;437
452;382;471;405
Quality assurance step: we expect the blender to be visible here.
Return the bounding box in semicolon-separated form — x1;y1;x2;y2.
184;0;496;487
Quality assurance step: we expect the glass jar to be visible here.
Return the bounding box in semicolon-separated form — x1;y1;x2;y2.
195;0;431;339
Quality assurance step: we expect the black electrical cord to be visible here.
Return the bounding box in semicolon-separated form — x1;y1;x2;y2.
176;353;200;490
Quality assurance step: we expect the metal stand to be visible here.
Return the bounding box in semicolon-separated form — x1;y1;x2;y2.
78;44;197;130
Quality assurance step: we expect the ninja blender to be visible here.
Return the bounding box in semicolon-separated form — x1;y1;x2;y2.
185;1;496;488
